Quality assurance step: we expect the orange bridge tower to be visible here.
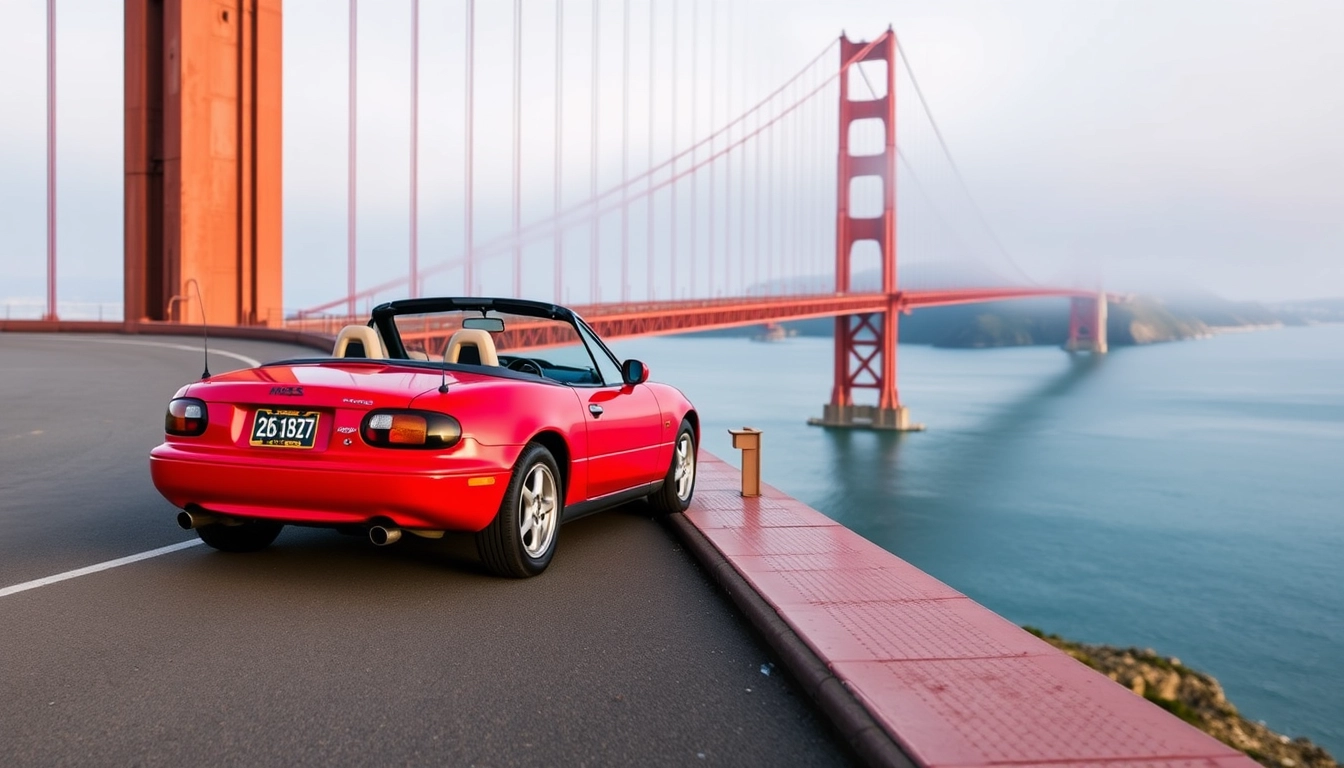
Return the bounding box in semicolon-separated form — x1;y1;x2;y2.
811;30;920;432
124;0;283;328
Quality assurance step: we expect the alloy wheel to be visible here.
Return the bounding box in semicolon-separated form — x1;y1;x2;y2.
519;463;559;559
674;433;696;501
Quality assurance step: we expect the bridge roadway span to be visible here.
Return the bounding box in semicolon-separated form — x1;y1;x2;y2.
0;335;852;767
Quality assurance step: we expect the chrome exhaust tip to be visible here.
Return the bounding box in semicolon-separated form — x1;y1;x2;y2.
369;525;402;546
177;509;217;530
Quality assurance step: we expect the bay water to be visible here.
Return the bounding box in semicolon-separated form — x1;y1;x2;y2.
610;323;1344;752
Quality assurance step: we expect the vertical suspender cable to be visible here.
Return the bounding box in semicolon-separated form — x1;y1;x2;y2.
784;77;795;291
512;0;522;297
822;68;830;283
46;0;57;320
819;66;827;283
803;65;811;286
646;0;656;301
801;66;809;286
689;0;697;296
800;67;807;286
589;0;600;303
554;0;564;303
796;77;804;290
410;0;419;298
347;0;357;318
464;0;476;295
752;43;761;293
669;0;678;299
707;0;715;297
782;78;791;291
739;15;748;295
768;83;779;294
620;0;630;302
811;64;820;283
791;77;800;289
722;0;732;294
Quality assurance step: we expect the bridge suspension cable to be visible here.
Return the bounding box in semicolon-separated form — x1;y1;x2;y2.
302;17;1035;317
299;29;842;316
891;33;1036;286
841;38;1031;290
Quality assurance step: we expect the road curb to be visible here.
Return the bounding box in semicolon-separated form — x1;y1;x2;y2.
665;512;917;768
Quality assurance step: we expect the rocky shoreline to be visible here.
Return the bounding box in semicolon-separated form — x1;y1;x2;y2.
1024;628;1337;768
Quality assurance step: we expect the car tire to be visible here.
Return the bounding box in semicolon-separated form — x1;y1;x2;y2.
648;420;697;515
195;520;284;553
476;443;562;578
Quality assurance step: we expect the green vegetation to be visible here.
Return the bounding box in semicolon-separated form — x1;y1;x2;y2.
1143;689;1203;726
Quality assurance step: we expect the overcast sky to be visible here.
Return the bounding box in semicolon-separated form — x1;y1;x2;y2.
1;0;1341;316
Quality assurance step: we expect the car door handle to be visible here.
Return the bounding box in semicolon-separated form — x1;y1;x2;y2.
589;404;604;418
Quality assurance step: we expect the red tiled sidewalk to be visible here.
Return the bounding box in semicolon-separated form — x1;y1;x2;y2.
683;452;1256;768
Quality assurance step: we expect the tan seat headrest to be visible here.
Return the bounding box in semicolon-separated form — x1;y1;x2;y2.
332;325;386;358
444;328;500;367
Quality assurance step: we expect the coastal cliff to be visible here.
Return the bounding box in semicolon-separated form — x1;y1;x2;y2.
1025;628;1337;768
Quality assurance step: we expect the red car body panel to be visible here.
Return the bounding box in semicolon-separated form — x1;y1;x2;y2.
149;358;696;533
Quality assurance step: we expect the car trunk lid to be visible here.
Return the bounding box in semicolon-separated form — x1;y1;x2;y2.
185;360;451;410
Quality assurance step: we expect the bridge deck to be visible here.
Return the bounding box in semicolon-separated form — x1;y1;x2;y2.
0;334;852;766
682;454;1257;768
0;330;1262;766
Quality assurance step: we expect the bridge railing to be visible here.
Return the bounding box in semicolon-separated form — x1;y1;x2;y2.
2;301;124;322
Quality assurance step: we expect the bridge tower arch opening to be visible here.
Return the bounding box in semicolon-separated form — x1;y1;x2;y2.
811;31;921;432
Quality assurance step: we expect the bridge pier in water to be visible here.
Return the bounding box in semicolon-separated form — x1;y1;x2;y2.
1065;292;1109;354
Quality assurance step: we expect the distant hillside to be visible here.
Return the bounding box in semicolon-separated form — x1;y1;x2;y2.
1267;297;1344;324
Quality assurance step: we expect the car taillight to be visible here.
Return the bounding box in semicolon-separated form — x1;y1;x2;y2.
165;397;209;436
361;410;462;449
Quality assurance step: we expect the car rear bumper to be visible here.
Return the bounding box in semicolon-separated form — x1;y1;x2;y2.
149;443;514;532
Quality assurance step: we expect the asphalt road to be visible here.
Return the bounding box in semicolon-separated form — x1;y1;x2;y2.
0;333;854;767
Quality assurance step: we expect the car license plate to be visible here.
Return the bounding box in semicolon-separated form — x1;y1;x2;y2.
250;409;320;449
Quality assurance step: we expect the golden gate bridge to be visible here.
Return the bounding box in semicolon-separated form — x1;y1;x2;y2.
16;0;1110;430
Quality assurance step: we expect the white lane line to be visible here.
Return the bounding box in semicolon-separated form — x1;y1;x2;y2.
0;540;204;599
33;336;262;368
0;336;257;597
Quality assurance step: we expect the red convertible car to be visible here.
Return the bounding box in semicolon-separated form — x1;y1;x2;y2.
150;297;699;577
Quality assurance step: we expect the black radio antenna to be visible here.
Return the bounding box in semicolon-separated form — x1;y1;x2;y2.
186;278;211;379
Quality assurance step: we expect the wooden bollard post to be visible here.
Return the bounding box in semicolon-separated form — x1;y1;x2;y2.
728;427;762;497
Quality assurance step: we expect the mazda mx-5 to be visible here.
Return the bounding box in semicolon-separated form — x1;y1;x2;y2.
149;297;699;578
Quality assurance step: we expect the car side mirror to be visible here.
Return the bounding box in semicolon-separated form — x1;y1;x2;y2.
621;359;649;386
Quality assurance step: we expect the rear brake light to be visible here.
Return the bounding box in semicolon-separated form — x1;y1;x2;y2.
165;397;208;436
361;410;461;449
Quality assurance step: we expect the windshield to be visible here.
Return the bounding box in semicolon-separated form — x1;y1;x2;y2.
391;310;607;385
